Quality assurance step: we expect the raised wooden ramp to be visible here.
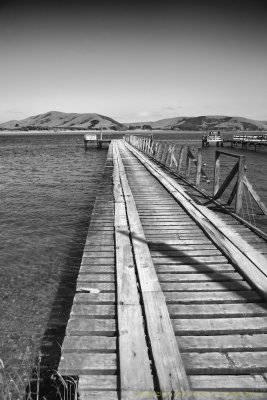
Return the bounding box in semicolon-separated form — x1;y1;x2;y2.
58;139;267;400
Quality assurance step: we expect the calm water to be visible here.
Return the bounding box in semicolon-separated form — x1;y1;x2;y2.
0;131;266;397
0;134;108;396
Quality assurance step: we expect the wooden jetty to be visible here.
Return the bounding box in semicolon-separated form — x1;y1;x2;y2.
58;137;267;399
204;133;267;150
84;133;111;149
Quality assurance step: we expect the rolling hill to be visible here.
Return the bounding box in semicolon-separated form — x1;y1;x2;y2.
0;111;126;131
128;115;267;131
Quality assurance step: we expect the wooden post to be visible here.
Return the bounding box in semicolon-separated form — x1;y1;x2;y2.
169;144;177;168
185;148;191;180
155;142;162;160
163;144;171;165
236;155;246;214
160;143;167;163
177;145;185;175
196;148;202;188
213;151;220;196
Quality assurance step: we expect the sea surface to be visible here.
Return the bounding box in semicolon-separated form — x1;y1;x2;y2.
0;131;266;397
0;133;108;397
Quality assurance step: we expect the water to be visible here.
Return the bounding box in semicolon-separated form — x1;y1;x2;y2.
0;133;108;397
0;131;266;397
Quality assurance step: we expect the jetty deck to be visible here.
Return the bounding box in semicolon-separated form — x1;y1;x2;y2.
58;139;267;399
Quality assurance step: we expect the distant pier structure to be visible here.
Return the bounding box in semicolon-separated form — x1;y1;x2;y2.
202;132;267;150
227;133;267;150
84;132;111;149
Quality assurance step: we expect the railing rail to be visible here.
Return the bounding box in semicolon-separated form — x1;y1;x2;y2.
124;135;267;223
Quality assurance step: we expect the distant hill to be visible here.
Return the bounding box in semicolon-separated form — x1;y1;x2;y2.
0;111;127;131
1;112;267;132
128;115;267;131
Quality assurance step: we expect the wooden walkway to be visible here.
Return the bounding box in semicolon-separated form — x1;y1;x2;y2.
58;139;267;400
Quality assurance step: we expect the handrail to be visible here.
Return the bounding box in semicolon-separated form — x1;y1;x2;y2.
124;134;267;224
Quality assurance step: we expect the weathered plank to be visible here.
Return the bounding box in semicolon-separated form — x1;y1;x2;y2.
177;334;267;352
155;264;235;273
164;291;261;304
172;317;267;335
115;141;192;399
189;374;267;391
76;282;115;292
113;154;157;399
168;303;267;318
161;281;251;292
71;304;116;317
61;336;116;353
181;351;267;373
59;353;117;375
158;272;242;282
66;318;116;336
74;293;116;304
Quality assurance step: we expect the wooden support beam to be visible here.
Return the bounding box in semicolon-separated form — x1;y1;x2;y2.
243;176;267;215
213;161;239;200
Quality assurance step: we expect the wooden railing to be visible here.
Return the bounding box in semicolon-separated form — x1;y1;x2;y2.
124;135;267;222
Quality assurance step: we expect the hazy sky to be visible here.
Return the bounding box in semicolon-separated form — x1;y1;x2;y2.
0;0;267;123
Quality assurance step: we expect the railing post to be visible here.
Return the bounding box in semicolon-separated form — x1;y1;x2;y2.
185;148;191;180
236;155;246;214
214;151;220;195
196;148;202;188
160;143;167;163
177;145;185;175
163;144;171;165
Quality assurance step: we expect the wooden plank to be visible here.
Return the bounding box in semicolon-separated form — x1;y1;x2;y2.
74;293;115;304
113;155;157;399
177;334;267;352
164;291;261;304
71;304;116;317
161;281;251;292
181;351;267;373
158;272;242;282
189;392;267;400
149;239;212;245
79;391;119;400
76;282;115;292
168;303;267;318
82;251;115;258
58;353;117;375
79;265;115;274
151;244;217;251
66;318;116;336
61;336;116;353
172;317;267;335
77;274;115;282
153;256;229;265
151;249;222;257
79;375;117;390
189;374;267;391
155;264;235;273
115;141;192;400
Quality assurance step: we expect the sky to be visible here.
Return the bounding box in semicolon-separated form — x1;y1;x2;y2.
0;0;267;123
